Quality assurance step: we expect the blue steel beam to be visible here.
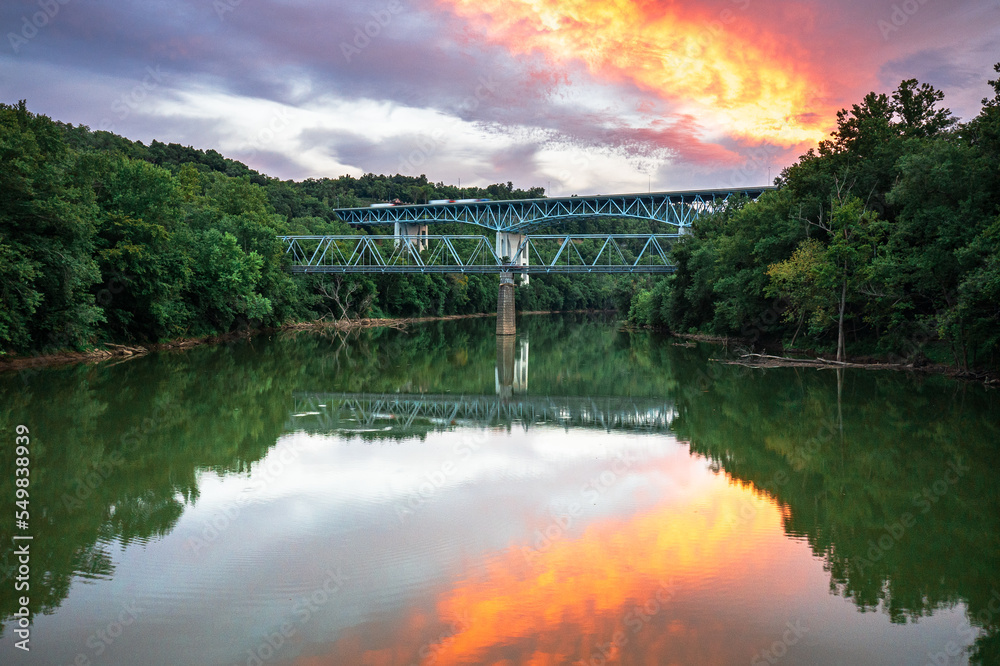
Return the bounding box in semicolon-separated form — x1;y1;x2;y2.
289;392;677;433
280;234;679;274
332;188;773;232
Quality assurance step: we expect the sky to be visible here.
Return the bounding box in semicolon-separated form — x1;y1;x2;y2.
1;0;999;195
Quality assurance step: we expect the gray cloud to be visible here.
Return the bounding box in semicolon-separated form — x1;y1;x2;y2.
3;0;999;187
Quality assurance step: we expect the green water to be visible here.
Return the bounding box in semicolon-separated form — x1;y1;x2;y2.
0;313;997;665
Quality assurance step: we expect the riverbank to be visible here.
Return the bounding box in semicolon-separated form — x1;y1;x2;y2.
667;333;999;386
0;309;612;374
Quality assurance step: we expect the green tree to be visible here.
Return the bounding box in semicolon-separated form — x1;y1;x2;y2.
764;239;827;347
0;101;103;352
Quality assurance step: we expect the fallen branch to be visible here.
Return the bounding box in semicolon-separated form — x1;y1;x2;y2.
718;352;908;371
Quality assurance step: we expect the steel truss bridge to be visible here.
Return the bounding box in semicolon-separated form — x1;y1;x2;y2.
331;188;773;233
288;392;676;434
281;234;678;274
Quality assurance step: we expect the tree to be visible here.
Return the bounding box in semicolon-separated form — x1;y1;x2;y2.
0;101;104;352
764;239;827;347
891;79;957;138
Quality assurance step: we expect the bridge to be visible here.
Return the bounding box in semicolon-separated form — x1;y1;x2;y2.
287;392;676;436
281;187;772;334
280;234;677;274
286;335;675;435
329;188;772;233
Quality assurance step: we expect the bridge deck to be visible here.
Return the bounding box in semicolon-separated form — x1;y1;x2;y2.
281;234;679;274
333;187;773;232
289;392;677;433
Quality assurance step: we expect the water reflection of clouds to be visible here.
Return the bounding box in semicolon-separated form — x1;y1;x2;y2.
286;442;792;664
282;436;973;665
149;428;689;661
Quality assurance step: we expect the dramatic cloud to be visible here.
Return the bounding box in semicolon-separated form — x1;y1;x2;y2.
2;0;998;192
435;0;833;145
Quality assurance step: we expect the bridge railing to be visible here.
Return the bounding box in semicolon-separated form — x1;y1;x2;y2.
280;234;680;274
330;188;773;232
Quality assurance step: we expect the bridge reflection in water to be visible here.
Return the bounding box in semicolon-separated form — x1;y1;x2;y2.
289;335;675;435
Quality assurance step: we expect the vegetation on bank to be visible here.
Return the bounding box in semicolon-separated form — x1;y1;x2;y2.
626;67;1000;373
0;101;623;355
3;65;999;374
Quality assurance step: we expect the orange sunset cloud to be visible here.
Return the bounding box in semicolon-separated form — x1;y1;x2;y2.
436;0;834;147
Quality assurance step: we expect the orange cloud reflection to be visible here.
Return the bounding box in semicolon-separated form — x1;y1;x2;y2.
437;0;832;146
309;469;805;665
426;480;784;664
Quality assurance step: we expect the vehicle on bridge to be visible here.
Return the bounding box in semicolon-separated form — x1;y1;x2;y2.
371;198;493;207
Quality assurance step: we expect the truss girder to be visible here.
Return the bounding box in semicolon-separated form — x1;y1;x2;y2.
281;234;679;274
332;188;772;232
289;393;677;433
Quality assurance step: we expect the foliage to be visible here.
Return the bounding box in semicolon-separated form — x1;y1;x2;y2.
0;102;614;354
625;67;1000;371
0;101;104;352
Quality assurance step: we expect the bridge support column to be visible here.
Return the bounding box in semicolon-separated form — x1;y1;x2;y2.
496;232;529;284
514;337;528;393
495;334;516;400
497;273;516;336
394;222;429;251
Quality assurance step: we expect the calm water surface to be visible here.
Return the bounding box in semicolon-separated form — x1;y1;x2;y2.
1;314;998;665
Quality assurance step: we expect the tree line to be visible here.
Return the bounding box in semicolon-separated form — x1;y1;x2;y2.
626;66;1000;373
0;102;617;355
4;65;999;370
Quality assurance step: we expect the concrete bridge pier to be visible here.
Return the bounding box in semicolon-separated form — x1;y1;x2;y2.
496;232;529;284
394;222;429;251
495;334;516;400
497;273;516;335
496;334;529;399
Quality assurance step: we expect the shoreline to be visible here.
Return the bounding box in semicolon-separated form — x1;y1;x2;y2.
667;333;998;386
9;311;990;385
0;309;613;374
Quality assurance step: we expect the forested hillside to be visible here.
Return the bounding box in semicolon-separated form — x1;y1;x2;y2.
4;65;1000;374
0;102;621;355
627;67;1000;372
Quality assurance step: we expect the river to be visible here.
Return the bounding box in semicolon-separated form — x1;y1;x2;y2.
1;313;998;665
